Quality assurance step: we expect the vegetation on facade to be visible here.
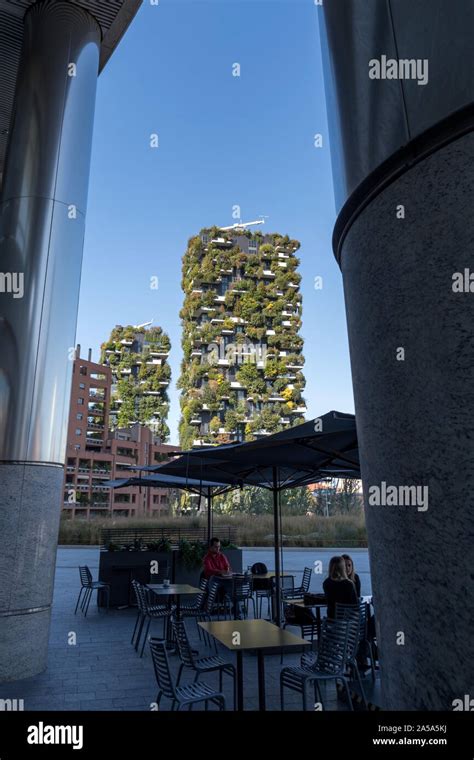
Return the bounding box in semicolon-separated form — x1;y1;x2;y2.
178;228;306;448
100;324;171;441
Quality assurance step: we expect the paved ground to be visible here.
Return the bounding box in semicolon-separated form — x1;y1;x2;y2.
0;547;379;712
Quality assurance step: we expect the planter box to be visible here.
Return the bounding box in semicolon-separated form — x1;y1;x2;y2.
98;548;242;607
98;551;172;607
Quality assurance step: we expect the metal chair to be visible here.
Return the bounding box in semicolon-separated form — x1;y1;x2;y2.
274;575;295;621
197;580;227;651
180;577;208;641
280;618;353;711
172;618;236;709
134;582;174;657
225;574;256;619
149;638;226;711
288;567;312;598
74;566;110;617
336;601;375;700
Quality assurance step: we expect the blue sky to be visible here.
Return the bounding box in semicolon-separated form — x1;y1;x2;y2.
77;0;354;445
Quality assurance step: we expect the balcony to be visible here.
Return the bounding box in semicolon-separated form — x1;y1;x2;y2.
282;320;292;327
190;418;201;425
89;390;106;399
119;368;132;375
86;437;103;446
278;261;287;268
230;381;244;388
120;338;134;345
262;270;275;278
266;330;276;336
149;350;169;358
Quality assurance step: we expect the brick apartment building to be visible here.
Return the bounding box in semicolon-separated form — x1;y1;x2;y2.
63;347;177;518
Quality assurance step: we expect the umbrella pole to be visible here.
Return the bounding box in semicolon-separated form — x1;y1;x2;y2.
207;487;212;544
273;466;281;627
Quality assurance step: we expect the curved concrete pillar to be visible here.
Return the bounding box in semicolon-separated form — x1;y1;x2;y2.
0;0;100;681
320;0;474;708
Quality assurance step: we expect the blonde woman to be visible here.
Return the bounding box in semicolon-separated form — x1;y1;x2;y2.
323;556;358;619
342;553;361;597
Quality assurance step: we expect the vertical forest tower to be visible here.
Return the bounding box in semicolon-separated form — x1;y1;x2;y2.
178;227;306;448
101;324;171;442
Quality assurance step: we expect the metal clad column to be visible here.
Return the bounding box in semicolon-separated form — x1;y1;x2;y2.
0;0;100;681
319;0;474;709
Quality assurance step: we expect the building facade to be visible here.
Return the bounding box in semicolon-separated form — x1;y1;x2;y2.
63;348;176;518
178;227;306;448
100;324;171;441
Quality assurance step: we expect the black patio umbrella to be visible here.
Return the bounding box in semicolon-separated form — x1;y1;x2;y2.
104;472;239;543
144;411;360;625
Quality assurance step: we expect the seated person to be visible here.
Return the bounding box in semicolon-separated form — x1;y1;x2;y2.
323;555;358;620
203;537;232;579
342;553;361;597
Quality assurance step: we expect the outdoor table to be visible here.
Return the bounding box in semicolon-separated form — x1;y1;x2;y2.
147;583;201;649
285;597;327;639
250;572;295;621
198;619;309;711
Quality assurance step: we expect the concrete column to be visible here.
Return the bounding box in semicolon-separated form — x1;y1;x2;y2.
0;0;100;681
320;0;474;708
342;132;474;709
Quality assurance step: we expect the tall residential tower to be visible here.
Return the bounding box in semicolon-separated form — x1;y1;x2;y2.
178;227;306;448
101;324;171;442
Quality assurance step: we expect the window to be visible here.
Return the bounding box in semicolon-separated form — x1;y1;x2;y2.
79;382;85;389
80;366;87;376
202;233;209;244
76;413;83;420
75;429;81;436
77;398;84;405
249;238;258;252
74;444;81;451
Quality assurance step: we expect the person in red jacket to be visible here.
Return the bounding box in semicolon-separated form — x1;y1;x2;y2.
203;537;232;579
